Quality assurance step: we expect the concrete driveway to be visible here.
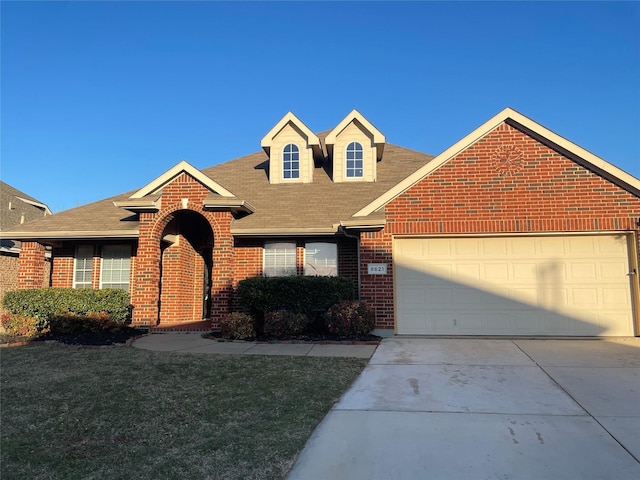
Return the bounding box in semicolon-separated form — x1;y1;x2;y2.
287;338;640;480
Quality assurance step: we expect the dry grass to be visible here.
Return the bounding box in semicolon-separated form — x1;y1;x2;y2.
1;344;367;479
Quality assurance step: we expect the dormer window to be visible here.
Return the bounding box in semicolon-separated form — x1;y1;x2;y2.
346;142;364;178
261;112;322;185
283;144;300;179
325;109;386;183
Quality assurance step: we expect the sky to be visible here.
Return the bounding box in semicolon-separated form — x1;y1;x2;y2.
1;1;639;214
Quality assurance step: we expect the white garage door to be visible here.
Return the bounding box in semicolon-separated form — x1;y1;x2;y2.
394;235;635;336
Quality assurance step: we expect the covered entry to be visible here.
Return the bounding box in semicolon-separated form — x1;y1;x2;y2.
394;234;637;336
159;210;214;325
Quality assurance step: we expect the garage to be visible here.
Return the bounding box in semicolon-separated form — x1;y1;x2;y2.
394;234;636;336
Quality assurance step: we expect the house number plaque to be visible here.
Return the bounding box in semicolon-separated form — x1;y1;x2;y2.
368;263;387;275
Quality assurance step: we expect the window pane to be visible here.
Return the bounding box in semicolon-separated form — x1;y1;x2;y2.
304;242;337;276
264;242;297;276
101;245;131;290
74;245;93;288
283;143;300;180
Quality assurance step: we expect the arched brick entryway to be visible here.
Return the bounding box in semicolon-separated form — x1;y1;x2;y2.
158;210;213;326
131;200;234;329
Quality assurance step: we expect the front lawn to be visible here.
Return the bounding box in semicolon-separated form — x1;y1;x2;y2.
1;344;367;480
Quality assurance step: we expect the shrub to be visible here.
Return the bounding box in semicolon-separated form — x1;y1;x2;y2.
263;311;310;338
237;276;354;327
0;312;42;338
49;311;118;335
1;288;130;327
220;312;255;340
324;300;375;337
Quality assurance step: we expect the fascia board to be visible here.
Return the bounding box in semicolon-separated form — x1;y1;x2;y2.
230;226;338;236
325;109;386;145
130;160;235;199
0;230;140;240
260;111;320;149
15;196;52;215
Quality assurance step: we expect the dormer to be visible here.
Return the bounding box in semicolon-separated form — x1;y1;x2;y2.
261;112;323;185
325;109;386;183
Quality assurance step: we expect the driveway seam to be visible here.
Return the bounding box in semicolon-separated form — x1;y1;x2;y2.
512;340;640;464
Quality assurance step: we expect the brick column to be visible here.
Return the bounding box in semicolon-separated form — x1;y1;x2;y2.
17;242;47;289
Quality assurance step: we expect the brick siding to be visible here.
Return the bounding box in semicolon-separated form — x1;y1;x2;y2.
1;252;50;302
361;123;640;331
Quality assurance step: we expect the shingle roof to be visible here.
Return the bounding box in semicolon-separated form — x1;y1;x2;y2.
0;140;435;239
203;142;434;234
0;181;51;231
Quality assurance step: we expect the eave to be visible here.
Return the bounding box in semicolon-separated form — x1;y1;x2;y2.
203;195;256;213
0;230;140;242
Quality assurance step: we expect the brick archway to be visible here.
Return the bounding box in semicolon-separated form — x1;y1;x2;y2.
157;210;214;326
131;201;234;329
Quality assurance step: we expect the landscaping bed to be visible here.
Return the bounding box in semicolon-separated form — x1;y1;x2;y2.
0;327;147;347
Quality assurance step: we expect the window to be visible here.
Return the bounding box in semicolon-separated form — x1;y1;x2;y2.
73;245;93;289
264;242;297;276
283;144;300;179
304;243;337;276
101;245;131;290
346;142;363;178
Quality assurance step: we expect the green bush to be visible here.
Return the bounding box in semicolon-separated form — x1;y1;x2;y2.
263;311;310;338
325;300;375;337
49;311;118;334
220;312;255;340
0;312;42;338
1;288;131;326
237;276;354;322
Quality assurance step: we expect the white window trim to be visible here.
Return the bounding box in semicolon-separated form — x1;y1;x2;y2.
345;141;364;179
73;245;93;289
99;244;131;290
282;143;300;180
263;241;297;277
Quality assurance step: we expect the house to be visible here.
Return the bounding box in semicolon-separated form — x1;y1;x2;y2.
0;181;52;301
1;108;639;337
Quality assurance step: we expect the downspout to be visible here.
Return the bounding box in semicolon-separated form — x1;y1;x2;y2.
338;222;361;300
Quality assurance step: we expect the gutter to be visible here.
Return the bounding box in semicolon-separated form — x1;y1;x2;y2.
338;222;361;300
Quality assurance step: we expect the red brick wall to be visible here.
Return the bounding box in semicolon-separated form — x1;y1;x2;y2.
361;122;640;331
17;242;48;290
159;234;203;323
1;252;50;301
131;172;235;328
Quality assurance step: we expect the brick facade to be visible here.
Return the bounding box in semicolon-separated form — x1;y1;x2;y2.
10;120;639;334
361;123;640;331
0;252;50;301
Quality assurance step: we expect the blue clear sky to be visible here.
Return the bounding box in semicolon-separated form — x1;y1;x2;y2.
2;1;639;213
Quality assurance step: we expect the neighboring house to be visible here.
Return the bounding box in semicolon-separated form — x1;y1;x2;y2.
1;108;639;337
0;181;52;300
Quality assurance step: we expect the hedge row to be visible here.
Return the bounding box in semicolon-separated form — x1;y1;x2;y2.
237;276;355;319
220;300;375;340
1;288;131;327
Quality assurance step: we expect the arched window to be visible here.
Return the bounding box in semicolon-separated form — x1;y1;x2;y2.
283;144;300;179
346;142;363;178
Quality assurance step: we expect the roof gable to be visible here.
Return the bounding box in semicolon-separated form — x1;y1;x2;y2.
325;109;386;161
260;111;321;155
353;107;640;217
129;160;235;199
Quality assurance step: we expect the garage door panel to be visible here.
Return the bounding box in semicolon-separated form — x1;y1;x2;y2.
601;288;630;306
600;262;628;279
597;235;628;255
395;235;635;336
484;263;509;281
569;263;598;280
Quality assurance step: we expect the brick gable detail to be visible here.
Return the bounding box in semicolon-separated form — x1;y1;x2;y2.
361;123;640;330
132;172;235;328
